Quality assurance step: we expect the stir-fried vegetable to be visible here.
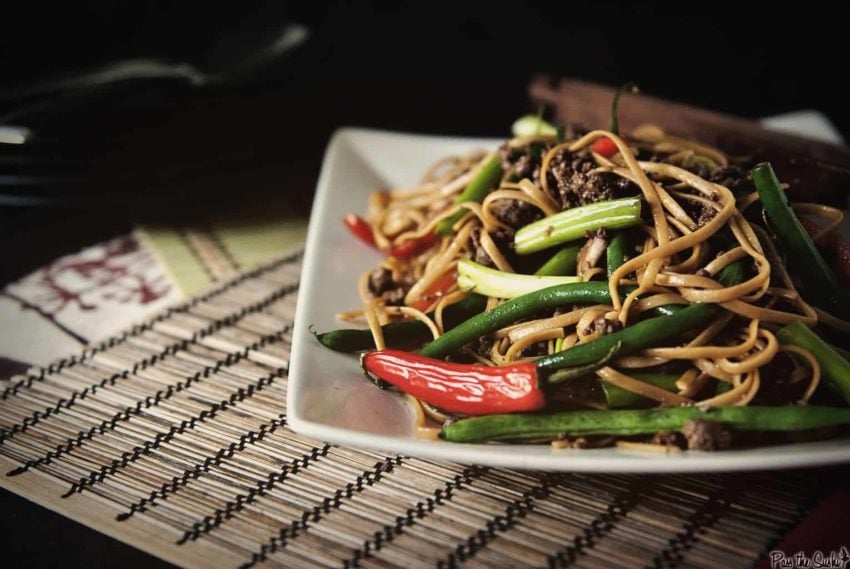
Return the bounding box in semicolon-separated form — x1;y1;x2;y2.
313;295;487;352
534;245;581;276
457;258;580;299
605;232;629;278
511;115;558;137
514;197;643;254
752;162;850;320
441;406;850;443
777;321;850;404
436;154;504;236
362;350;545;415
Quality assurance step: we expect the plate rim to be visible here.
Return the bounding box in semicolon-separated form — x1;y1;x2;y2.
287;126;850;473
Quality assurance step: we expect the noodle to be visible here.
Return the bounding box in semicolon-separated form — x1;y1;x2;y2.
341;119;849;449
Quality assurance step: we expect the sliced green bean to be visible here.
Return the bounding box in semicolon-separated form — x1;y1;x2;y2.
752;162;850;320
606;232;629;278
314;295;486;352
535;245;580;276
777;321;850;404
514;197;642;255
441;406;850;443
436;154;503;236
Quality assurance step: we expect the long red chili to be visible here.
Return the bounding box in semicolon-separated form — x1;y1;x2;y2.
389;231;439;259
591;137;619;158
361;350;545;415
343;214;377;248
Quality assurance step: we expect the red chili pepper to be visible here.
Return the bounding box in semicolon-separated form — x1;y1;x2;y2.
591;137;619;158
361;349;546;415
343;214;377;248
389;231;439;260
801;218;850;288
410;271;457;312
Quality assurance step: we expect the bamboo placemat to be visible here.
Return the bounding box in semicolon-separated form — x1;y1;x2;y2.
0;251;844;568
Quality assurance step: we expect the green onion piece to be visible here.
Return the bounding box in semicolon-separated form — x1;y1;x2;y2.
752;162;850;320
534;245;581;276
514;197;643;255
457;259;580;299
777;321;850;404
511;115;559;137
436;155;503;236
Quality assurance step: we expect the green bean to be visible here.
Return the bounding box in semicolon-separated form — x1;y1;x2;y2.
419;280;685;360
436;155;503;236
514;197;642;255
534;261;743;372
420;282;625;358
441;406;850;443
606;232;629;278
535;302;716;371
602;373;679;408
777;321;850;404
314;295;487;352
752;162;850;320
534;245;580;276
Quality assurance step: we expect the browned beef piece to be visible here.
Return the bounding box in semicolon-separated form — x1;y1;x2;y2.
499;143;546;182
592;315;623;336
679;197;718;228
368;267;394;295
752;352;807;405
650;431;686;448
470;228;495;268
488;198;544;231
709;165;753;194
383;287;406;306
681;419;732;451
547;149;639;209
368;267;407;306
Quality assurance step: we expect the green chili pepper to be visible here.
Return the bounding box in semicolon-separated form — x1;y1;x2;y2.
752;162;850;320
606;232;629;278
514;197;643;255
436;155;503;236
777;321;850;404
534;245;581;277
441;405;850;443
313;294;487;352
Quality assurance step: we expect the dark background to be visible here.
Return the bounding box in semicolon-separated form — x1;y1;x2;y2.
0;2;844;566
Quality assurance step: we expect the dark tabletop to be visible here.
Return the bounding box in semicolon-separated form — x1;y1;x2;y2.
2;2;848;566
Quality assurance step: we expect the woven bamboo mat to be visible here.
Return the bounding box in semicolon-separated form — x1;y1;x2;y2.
0;251;844;568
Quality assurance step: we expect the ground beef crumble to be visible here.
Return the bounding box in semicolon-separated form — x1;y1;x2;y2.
546;149;639;210
681;419;732;451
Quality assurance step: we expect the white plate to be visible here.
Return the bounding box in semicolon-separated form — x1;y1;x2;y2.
288;124;850;472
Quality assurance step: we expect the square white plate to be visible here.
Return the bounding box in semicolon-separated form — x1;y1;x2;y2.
288;123;850;472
